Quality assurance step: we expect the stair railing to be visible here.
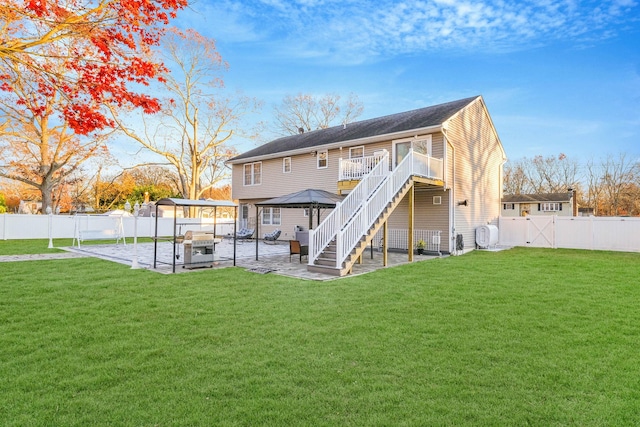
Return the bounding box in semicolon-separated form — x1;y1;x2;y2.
310;149;443;270
335;151;415;267
309;152;390;265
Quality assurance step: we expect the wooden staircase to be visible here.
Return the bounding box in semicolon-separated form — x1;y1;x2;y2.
308;179;414;276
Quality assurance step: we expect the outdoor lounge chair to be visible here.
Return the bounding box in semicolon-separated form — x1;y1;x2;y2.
235;228;254;241
263;229;281;243
289;240;308;263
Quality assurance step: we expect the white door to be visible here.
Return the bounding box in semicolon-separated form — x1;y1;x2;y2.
393;135;432;167
240;204;249;229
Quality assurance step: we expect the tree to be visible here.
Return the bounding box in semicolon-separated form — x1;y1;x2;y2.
127;165;180;196
201;184;232;201
503;153;580;196
528;153;580;194
90;166;179;212
0;192;7;213
0;0;187;135
599;153;639;216
113;28;260;203
503;158;529;194
0;58;110;213
273;92;364;136
584;157;604;216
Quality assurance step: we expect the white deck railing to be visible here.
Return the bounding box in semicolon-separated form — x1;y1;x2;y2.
373;229;442;254
338;152;388;181
412;152;444;181
309;152;390;264
310;149;444;269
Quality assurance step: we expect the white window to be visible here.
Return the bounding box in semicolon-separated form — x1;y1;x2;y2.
262;207;281;225
243;162;262;186
317;150;328;169
433;196;442;205
503;203;515;210
303;208;309;217
349;146;364;158
283;157;291;173
540;202;561;212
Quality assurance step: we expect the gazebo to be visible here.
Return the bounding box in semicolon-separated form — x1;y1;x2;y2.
153;198;238;273
253;189;344;260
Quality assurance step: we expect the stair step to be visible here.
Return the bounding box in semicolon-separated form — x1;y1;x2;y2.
307;264;343;276
314;258;339;267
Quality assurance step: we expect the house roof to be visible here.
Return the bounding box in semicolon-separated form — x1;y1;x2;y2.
229;96;480;163
255;189;344;208
502;193;573;203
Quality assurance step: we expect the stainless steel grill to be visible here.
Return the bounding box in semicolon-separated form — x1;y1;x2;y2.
183;231;219;269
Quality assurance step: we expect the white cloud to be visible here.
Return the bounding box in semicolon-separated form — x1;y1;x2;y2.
191;0;640;63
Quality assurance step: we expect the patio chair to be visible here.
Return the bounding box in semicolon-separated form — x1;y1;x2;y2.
263;229;281;243
235;228;254;242
289;240;308;263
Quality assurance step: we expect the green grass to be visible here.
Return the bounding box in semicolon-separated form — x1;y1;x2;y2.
0;238;154;255
1;245;639;425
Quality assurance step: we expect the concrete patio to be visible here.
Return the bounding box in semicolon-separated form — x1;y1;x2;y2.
63;238;445;280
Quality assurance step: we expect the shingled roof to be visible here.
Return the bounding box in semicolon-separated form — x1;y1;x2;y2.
229;96;479;163
502;193;573;203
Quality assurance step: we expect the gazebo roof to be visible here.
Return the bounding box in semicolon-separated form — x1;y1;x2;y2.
155;198;237;208
256;189;344;208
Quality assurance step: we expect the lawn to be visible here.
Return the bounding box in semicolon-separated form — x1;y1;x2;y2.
0;238;154;255
1;242;639;425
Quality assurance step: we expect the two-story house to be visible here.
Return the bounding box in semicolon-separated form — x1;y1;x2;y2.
229;95;507;276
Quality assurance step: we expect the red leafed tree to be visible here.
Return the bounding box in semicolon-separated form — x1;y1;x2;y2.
0;56;111;213
0;0;187;135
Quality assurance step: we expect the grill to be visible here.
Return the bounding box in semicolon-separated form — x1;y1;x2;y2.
183;231;220;269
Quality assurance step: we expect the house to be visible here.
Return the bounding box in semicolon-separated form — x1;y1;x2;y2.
18;200;42;214
228;95;507;276
502;191;577;217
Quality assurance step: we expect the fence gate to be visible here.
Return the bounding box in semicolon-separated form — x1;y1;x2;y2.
526;216;554;248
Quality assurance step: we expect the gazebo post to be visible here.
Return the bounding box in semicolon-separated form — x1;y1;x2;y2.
233;206;237;266
255;205;259;260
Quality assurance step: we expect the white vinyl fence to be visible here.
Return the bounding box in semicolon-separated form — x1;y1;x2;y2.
0;214;236;241
498;215;640;253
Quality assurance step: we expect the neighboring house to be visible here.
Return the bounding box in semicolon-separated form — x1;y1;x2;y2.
502;191;577;217
18;200;42;214
578;207;594;216
229;95;507;276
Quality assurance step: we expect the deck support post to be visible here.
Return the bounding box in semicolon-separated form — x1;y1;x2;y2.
383;221;388;267
408;182;414;262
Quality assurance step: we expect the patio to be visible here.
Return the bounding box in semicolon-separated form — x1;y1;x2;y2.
64;239;444;280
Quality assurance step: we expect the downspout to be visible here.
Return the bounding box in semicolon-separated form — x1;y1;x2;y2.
499;157;507;223
444;128;456;255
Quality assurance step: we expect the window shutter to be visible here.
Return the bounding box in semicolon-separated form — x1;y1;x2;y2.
538;203;541;211
559;203;562;211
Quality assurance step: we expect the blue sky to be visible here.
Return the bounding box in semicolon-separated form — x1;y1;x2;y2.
173;0;640;162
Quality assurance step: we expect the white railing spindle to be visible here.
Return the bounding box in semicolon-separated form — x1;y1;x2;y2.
310;149;444;270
